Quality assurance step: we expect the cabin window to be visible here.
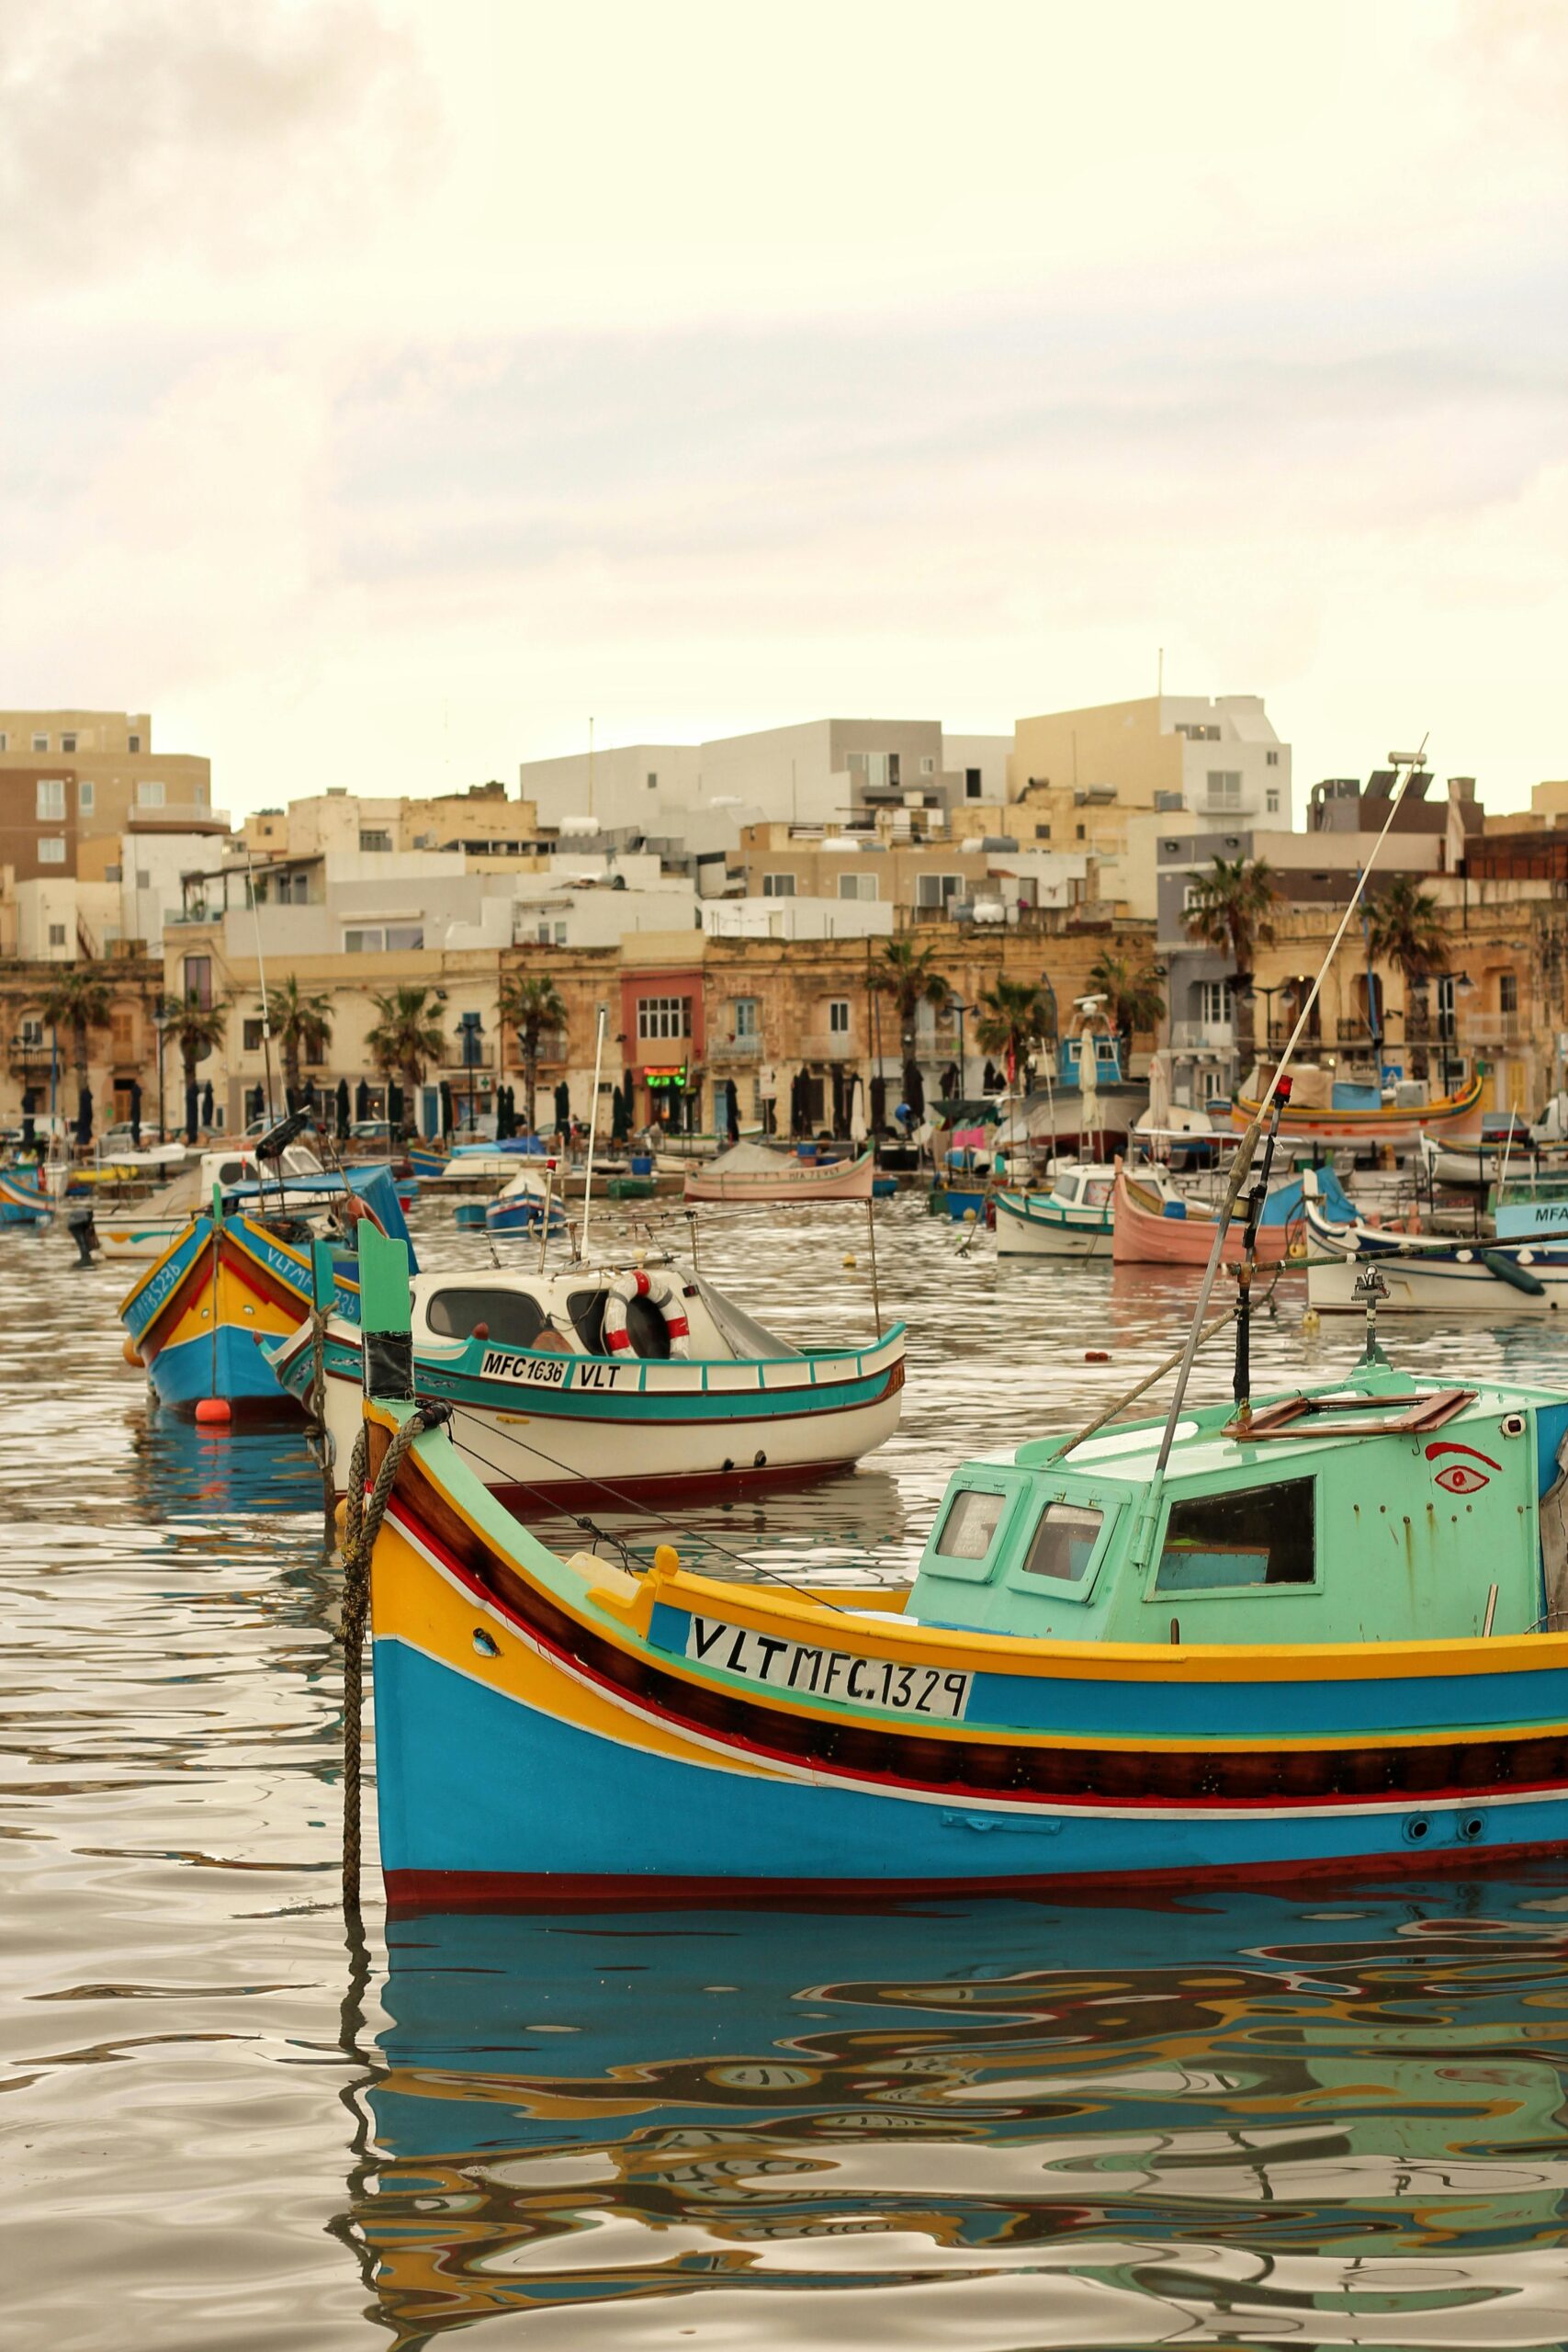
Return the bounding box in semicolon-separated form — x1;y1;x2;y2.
934;1487;1007;1561
1156;1477;1315;1592
426;1286;550;1349
217;1160;248;1184
1021;1501;1104;1582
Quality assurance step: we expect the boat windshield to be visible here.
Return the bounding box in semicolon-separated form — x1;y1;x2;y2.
692;1276;801;1361
426;1284;553;1349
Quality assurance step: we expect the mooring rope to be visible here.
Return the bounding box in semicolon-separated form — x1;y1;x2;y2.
339;1400;450;1917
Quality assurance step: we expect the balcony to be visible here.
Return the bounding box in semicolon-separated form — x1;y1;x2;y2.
7;1035;53;1080
438;1038;496;1069
506;1030;568;1067
709;1035;762;1063
800;1032;859;1062
1462;1013;1530;1050
1169;1020;1235;1052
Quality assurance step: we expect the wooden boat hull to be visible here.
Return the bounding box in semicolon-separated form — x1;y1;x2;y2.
994;1191;1110;1258
1232;1071;1485;1148
275;1319;906;1502
1305;1208;1568;1315
366;1403;1568;1907
684;1149;875;1204
0;1170;51;1225
119;1215;356;1413
1111;1170;1301;1268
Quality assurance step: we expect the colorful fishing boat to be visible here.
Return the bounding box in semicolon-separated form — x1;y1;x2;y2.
349;1221;1568;1905
1304;1202;1568;1314
271;1249;905;1504
120;1166;412;1413
0;1163;54;1226
407;1145;450;1181
1233;1065;1485;1148
684;1141;875;1204
1111;1162;1320;1267
485;1166;567;1237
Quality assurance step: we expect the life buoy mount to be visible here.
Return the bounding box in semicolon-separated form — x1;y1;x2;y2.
603;1268;692;1358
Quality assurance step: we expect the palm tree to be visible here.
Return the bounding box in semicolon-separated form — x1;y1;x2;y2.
874;938;952;1091
1367;875;1447;1039
1088;949;1167;1073
366;985;446;1129
1183;854;1279;978
499;971;567;1133
263;974;333;1106
39;967;112;1125
167;994;228;1140
974;976;1055;1086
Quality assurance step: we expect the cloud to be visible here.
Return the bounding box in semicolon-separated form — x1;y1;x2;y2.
0;0;437;295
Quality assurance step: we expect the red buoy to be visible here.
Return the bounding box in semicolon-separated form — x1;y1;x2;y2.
195;1397;231;1426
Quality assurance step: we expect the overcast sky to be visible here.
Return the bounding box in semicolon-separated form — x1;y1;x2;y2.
3;0;1564;816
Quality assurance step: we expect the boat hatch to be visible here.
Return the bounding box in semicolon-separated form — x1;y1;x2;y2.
1224;1386;1474;1440
1154;1476;1316;1593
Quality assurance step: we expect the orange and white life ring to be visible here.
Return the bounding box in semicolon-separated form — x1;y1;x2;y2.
603;1268;691;1358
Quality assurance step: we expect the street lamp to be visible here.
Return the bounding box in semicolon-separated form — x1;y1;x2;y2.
152;999;173;1142
946;998;971;1102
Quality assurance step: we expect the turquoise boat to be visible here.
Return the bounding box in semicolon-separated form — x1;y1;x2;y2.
351;1221;1568;1909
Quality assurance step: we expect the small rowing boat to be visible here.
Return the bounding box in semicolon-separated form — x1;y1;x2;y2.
683;1141;874;1204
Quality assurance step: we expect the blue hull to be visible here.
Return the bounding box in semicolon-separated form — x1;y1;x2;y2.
375;1639;1568;1903
147;1325;295;1413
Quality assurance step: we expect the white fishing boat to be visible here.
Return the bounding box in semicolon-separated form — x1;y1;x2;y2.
1304;1201;1568;1314
994;1161;1180;1257
96;1139;327;1261
268;1251;905;1505
684;1139;874;1204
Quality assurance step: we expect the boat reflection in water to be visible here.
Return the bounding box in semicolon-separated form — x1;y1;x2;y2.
356;1876;1568;2345
127;1407;323;1521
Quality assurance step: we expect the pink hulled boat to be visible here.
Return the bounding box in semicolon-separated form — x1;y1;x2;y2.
1111;1164;1304;1269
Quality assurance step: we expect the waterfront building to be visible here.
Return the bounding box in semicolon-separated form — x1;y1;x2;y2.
1009;694;1292;912
520;718;1014;836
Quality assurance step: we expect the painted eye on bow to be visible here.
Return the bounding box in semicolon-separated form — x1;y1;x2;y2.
1435;1464;1490;1495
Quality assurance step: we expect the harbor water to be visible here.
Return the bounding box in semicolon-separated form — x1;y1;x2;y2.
7;1196;1568;2349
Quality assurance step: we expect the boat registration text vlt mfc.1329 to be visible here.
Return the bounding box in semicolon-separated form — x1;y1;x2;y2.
685;1615;972;1720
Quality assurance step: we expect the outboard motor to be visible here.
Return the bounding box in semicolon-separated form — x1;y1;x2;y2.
65;1204;99;1267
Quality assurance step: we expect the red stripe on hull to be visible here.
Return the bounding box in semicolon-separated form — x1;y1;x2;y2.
384;1837;1568;1916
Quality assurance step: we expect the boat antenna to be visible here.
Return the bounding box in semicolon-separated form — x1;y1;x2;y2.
578;1003;608;1264
1230;1081;1290;1432
1056;738;1427;1473
536;1157;555;1273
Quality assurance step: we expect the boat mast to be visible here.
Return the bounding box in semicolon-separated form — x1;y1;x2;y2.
578;1003;608;1264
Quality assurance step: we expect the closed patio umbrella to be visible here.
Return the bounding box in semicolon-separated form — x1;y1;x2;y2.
128;1079;142;1148
555;1080;570;1133
903;1060;925;1119
76;1085;93;1149
200;1079;214;1130
611;1081;629;1143
849;1076;868;1147
335;1078;351;1138
355;1079;371;1123
20;1091;35;1153
725;1078;740;1143
439;1080;455;1137
185;1082;198;1146
870;1074;886;1130
388;1081;405;1132
830;1066;846;1136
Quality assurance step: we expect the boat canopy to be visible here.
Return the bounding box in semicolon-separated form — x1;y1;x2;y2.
1257;1165;1355;1224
